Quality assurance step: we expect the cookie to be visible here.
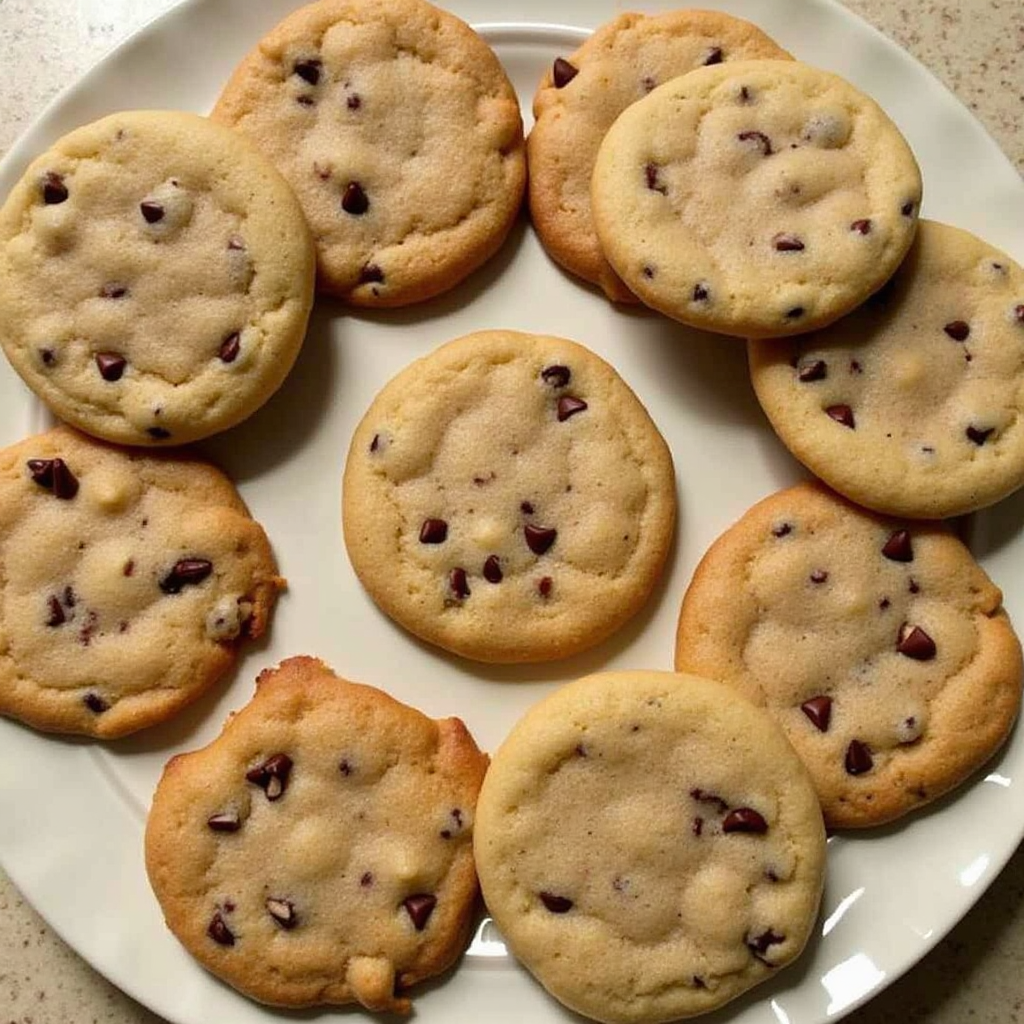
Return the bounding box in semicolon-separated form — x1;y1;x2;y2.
0;110;315;446
748;220;1024;518
529;10;791;303
0;426;282;738
342;330;676;663
145;655;488;1012
674;481;1023;828
591;59;922;338
474;670;826;1024
211;0;525;306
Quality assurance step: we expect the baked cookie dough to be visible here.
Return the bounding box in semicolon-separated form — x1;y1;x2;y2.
0;110;315;446
212;0;525;306
748;220;1024;518
529;10;790;302
145;655;488;1012
474;670;826;1024
0;426;282;738
591;59;922;338
675;481;1023;828
342;330;677;663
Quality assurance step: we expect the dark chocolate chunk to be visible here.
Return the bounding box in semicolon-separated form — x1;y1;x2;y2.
95;352;127;381
944;320;970;341
557;396;588;421
773;233;805;252
722;807;768;834
642;265;655;279
360;871;374;887
342;181;369;215
850;218;872;234
746;928;785;961
219;331;241;363
147;427;171;440
966;425;994;446
419;518;448;544
703;46;724;65
347;94;362;110
786;306;805;319
693;282;710;302
160;558;213;594
293;58;322;85
246;753;293;800
83;692;109;713
296;95;315;107
645;162;667;194
538;576;553;598
901;200;916;216
800;695;832;732
51;458;79;499
46;595;66;627
739;85;752;103
39;347;56;366
810;569;828;584
339;758;354;776
798;360;827;382
737;130;773;156
227;235;246;251
1014;303;1024;324
552;57;578;88
772;523;792;538
207;912;235;946
541;365;571;388
449;567;470;599
826;404;855;429
539;892;573;913
692;817;704;836
42;171;68;204
483;555;503;583
844;739;873;775
266;897;298;929
140;200;164;223
207;812;241;833
524;524;557;555
100;282;128;299
403;893;437;930
358;263;384;284
520;500;535;515
882;529;913;562
897;623;936;660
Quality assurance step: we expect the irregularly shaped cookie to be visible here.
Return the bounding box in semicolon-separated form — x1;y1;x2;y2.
748;220;1024;518
474;670;826;1024
0;110;315;446
591;59;922;338
342;330;676;663
145;656;488;1012
0;426;282;738
675;482;1023;828
211;0;525;306
529;10;791;303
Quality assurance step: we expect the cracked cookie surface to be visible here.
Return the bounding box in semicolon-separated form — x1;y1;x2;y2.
211;0;525;306
528;10;790;303
0;110;315;446
675;481;1023;828
0;426;282;738
145;655;489;1012
591;59;921;338
748;220;1024;517
341;330;677;663
473;670;826;1024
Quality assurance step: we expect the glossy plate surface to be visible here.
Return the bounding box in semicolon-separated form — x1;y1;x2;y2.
0;1;1022;1022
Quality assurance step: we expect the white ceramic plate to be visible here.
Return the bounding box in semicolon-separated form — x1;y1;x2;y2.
1;1;1022;1022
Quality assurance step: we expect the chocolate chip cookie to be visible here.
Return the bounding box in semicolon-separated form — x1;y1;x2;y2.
591;59;922;338
341;330;677;662
145;655;488;1012
0;110;315;446
529;10;790;303
474;670;826;1023
748;219;1024;517
0;426;282;738
211;0;525;306
675;481;1023;828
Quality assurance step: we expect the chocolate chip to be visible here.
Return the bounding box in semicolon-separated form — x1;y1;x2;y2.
296;95;315;107
773;233;805;252
798;360;827;382
826;404;855;429
898;623;936;660
557;396;588;421
42;172;68;204
520;500;535;514
46;595;65;627
78;610;98;647
746;929;785;961
901;200;916;216
293;58;322;85
689;788;729;813
207;912;235;946
1014;303;1024;324
95;352;126;381
360;871;374;887
207;812;241;832
692;817;704;836
772;523;792;538
541;365;571;388
160;558;213;594
219;332;241;363
879;597;891;610
266;897;298;929
538;576;553;598
483;555;503;583
100;282;128;299
419;518;448;544
692;282;710;302
703;46;724;65
810;569;828;584
966;425;994;446
358;263;384;284
227;235;246;251
642;265;655;279
140;200;164;223
403;893;437;930
27;457;55;488
147;427;171;440
524;524;557;555
347;94;362;110
645;163;667;194
83;692;108;713
800;695;832;732
28;458;79;499
738;130;773;156
39;347;56;366
246;753;293;800
908;578;920;593
850;219;872;234
449;567;470;599
944;320;970;341
882;529;913;562
722;807;768;834
539;892;573;913
552;57;578;88
739;85;752;103
641;75;657;93
339;758;354;776
844;739;873;775
342;181;369;215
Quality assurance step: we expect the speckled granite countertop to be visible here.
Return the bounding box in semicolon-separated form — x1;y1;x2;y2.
0;2;1022;1023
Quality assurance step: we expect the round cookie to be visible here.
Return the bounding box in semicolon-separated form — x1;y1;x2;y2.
0;110;315;446
473;670;826;1024
342;330;677;663
675;481;1023;829
211;0;525;306
748;220;1024;518
529;10;791;303
0;426;283;738
145;655;489;1012
591;59;922;338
